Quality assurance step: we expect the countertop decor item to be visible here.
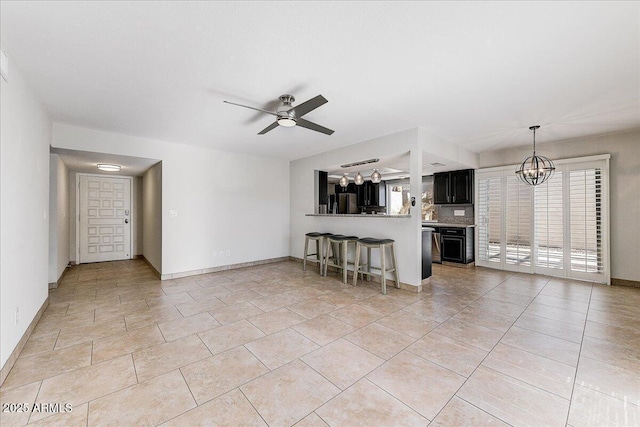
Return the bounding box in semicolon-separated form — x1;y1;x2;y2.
516;125;556;186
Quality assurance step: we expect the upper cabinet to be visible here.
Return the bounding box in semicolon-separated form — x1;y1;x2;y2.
335;183;357;194
433;169;474;204
357;181;386;207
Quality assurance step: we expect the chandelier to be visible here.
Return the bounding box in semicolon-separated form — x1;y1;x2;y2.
516;125;555;186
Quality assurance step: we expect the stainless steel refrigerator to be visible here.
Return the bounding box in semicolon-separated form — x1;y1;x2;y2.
338;193;358;214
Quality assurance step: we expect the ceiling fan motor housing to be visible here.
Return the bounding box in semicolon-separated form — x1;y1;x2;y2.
277;94;297;125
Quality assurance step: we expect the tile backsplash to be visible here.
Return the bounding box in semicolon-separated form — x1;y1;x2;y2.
435;205;474;225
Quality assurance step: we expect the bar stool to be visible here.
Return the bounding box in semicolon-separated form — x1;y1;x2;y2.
353;237;399;295
303;232;333;274
323;235;359;283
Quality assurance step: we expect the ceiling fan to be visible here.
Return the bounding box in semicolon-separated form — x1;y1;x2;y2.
224;94;334;135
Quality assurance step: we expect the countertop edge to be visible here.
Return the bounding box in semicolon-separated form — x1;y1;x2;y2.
306;214;411;218
422;223;477;228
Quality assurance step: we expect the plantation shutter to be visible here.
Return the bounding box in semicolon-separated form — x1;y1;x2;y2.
569;167;603;275
534;171;564;271
505;176;532;267
477;175;502;265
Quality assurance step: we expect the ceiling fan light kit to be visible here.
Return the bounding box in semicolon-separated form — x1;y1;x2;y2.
224;94;334;135
516;125;556;186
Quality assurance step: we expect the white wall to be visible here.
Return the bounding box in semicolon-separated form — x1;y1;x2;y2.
478;129;640;282
143;162;162;272
48;154;70;284
0;57;51;369
132;176;143;257
52;124;290;275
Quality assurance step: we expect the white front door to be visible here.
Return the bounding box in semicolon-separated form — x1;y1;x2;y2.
78;175;132;263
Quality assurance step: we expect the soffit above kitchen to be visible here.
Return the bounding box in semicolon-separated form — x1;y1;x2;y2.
1;1;638;161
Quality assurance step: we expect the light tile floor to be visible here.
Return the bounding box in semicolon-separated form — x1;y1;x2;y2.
1;259;639;426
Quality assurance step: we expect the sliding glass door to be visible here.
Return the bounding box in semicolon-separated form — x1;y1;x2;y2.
476;155;609;284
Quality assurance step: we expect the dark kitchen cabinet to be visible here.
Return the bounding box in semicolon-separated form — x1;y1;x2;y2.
318;171;328;206
440;227;475;264
335;183;357;194
433;169;474;204
422;227;433;279
357;181;386;207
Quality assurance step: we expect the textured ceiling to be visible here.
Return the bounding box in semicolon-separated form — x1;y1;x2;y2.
2;1;639;161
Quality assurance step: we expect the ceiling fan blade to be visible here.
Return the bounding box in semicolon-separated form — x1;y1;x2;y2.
296;118;334;135
223;100;278;117
290;95;328;118
258;121;279;135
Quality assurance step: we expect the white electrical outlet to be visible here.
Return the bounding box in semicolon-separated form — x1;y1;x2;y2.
169;210;178;218
212;252;217;258
15;307;19;325
219;251;224;258
454;209;465;217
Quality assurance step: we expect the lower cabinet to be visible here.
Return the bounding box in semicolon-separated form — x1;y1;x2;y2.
440;227;474;264
422;228;433;279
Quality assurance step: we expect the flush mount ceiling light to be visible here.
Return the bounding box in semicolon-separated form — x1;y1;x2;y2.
354;172;364;185
340;158;379;168
276;116;296;127
370;169;382;184
339;173;349;188
515;125;555;186
97;163;121;172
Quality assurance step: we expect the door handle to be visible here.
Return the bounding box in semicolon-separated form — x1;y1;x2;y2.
124;219;129;224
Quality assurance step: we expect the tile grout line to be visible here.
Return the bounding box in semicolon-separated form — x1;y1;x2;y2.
564;282;594;426
238;386;270;426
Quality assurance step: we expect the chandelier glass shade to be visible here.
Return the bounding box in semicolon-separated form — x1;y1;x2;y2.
339;173;349;188
516;125;555;186
354;172;364;185
370;169;382;184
